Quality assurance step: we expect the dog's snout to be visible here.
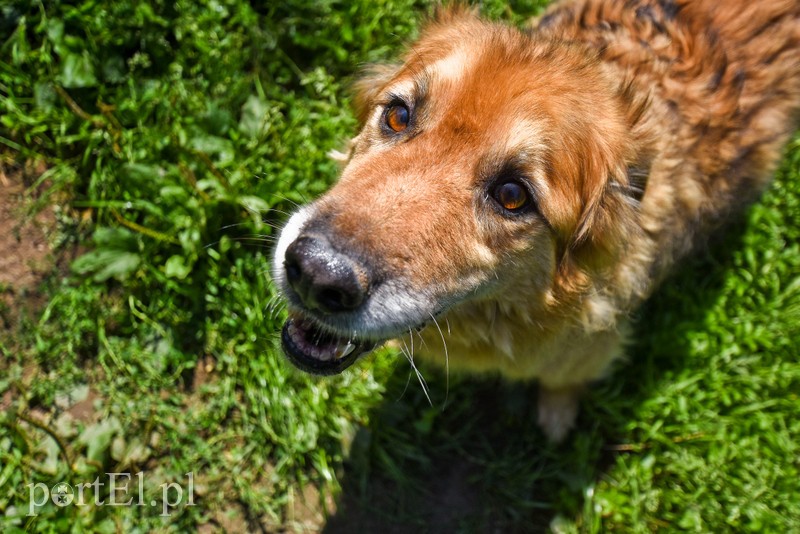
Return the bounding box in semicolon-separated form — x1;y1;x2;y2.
284;235;369;314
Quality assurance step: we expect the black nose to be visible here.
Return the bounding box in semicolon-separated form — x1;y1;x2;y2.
284;235;369;314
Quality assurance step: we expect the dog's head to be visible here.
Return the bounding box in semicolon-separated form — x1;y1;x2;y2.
273;9;648;374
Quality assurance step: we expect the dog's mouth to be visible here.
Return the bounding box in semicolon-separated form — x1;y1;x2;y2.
281;314;379;375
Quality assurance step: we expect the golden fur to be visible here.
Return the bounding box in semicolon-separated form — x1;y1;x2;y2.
275;0;800;441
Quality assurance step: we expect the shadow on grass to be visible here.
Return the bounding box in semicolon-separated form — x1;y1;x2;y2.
321;219;750;533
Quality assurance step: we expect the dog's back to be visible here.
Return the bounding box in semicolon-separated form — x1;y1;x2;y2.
539;0;800;211
530;0;800;314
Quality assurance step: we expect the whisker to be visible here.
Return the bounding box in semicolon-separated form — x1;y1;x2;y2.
430;312;450;410
218;222;251;231
259;181;314;207
264;277;279;291
264;294;286;321
400;337;431;406
270;192;308;209
397;344;415;402
204;235;278;251
267;208;297;218
414;328;429;350
231;235;279;243
412;362;432;407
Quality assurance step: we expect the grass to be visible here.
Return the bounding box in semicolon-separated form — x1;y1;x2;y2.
1;0;798;531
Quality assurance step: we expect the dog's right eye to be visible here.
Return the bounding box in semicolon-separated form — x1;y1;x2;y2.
492;181;529;212
385;104;410;132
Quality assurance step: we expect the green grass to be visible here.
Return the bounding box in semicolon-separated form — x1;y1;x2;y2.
1;0;798;531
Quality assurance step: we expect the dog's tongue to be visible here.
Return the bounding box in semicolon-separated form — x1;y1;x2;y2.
280;315;373;375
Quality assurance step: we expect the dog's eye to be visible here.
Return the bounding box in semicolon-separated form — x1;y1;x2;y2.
493;182;529;212
385;104;410;132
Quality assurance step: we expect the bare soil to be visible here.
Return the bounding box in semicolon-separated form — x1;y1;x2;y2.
0;160;55;325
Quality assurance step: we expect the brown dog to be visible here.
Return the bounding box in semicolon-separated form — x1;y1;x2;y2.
273;0;800;441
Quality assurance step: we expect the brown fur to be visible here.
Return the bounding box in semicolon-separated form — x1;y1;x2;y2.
277;0;800;441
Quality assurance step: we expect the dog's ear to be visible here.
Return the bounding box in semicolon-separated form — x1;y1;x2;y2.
547;79;653;301
351;64;400;125
571;158;651;252
552;131;652;301
430;2;479;24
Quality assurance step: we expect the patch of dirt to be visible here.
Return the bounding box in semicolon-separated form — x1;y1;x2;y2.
65;386;102;423
285;482;336;532
197;504;249;534
0;159;56;325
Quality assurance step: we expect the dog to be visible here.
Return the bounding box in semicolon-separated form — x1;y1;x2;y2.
272;0;800;441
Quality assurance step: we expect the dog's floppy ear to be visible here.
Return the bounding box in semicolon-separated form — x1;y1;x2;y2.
552;125;652;301
351;64;400;125
546;77;654;302
570;89;651;252
552;167;643;307
567;162;636;263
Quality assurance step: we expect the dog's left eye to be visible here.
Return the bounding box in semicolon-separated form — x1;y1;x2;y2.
385;104;410;132
493;181;529;212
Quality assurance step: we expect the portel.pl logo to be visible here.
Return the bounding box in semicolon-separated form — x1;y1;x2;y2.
27;472;195;517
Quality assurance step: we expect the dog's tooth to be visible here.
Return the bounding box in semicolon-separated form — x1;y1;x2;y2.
335;341;355;359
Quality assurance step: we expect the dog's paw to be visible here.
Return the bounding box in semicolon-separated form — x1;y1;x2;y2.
537;386;582;443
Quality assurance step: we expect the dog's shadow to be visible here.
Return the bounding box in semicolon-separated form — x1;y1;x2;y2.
320;220;747;533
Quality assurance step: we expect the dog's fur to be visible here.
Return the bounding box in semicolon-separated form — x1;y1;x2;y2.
274;0;800;441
